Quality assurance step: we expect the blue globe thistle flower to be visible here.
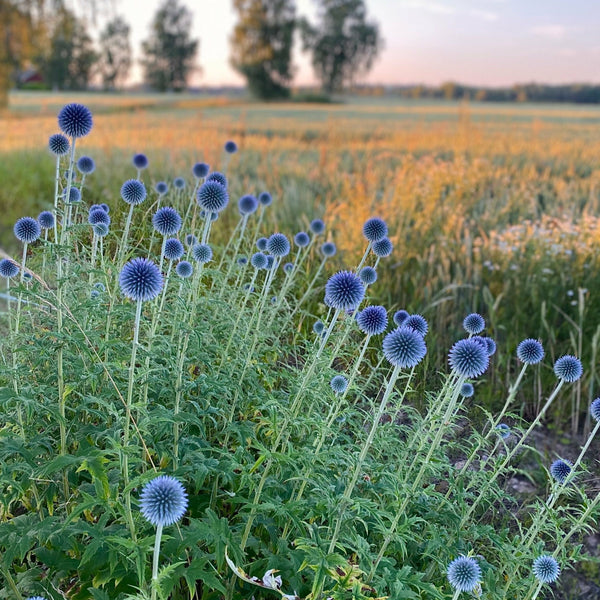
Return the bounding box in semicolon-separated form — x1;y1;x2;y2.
383;326;427;368
100;203;110;213
373;237;393;257
313;320;325;335
77;155;95;174
471;336;488;351
224;140;238;153
48;133;70;156
139;475;188;527
132;153;149;170
119;258;163;302
63;187;81;204
517;338;544;365
0;259;19;278
163;238;184;261
174;177;186;189
152;207;182;236
121;179;147;205
294;231;310;247
251;252;267;269
363;217;388;242
356;305;388;336
321;241;337;257
393;309;409;326
89;204;105;214
185;234;197;247
90;289;100;299
460;382;475;397
237;256;248;266
325;271;365;310
192;162;210;178
256;237;268;251
258;191;272;206
591;398;600;422
550;459;573;484
447;556;482;593
206;171;228;188
532;555;560;584
23;272;32;282
25;597;47;600
93;223;109;237
404;314;428;336
210;212;219;221
93;282;106;291
483;337;496;356
330;374;348;394
238;194;258;215
192;243;213;264
463;313;485;335
38;211;55;230
553;355;583;383
155;181;168;195
176;260;193;278
359;266;377;285
283;262;294;274
58;102;93;138
197;180;229;213
265;255;275;270
449;338;489;378
310;219;325;235
14;217;41;243
495;423;511;439
88;210;110;226
267;233;290;257
271;296;277;304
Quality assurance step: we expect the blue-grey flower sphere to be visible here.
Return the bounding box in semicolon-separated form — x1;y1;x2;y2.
325;271;365;310
121;179;147;205
48;133;70;156
251;252;268;269
132;153;149;170
393;310;409;326
447;556;481;592
238;194;258;215
373;237;393;257
164;238;184;261
63;187;81;204
553;355;583;383
310;219;325;234
0;259;19;279
357;305;388;336
176;260;193;278
192;162;209;178
591;398;600;422
321;241;337;257
517;338;544;365
550;459;573;484
359;266;377;285
265;255;275;270
14;217;41;243
38;211;55;230
267;233;290;257
89;204;106;214
532;555;560;584
463;313;485;335
206;171;228;188
237;256;248;266
192;243;213;264
153;207;182;236
483;337;496;356
449;338;489;378
460;382;475;397
330;374;348;394
93;223;109;237
197;180;229;213
256;237;268;251
383;326;427;368
224;140;238;153
88;209;110;226
363;217;388;242
155;181;168;195
185;234;197;247
58;102;93;138
174;177;186;189
90;289;100;300
313;320;325;334
283;262;294;274
495;423;511;439
139;475;188;527
93;282;105;291
100;203;110;213
258;191;272;206
294;231;310;247
77;155;95;174
404;314;428;336
119;258;163;302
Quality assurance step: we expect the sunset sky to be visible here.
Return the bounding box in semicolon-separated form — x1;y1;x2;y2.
101;0;600;87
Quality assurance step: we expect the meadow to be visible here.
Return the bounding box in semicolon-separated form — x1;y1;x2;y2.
0;92;599;599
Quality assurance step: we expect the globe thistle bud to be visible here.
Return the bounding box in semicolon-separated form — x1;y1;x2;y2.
192;162;209;178
363;217;387;242
58;102;93;138
132;153;149;170
48;133;70;156
553;355;583;383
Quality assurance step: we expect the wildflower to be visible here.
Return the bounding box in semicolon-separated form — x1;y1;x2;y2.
294;231;310;247
93;282;105;291
88;210;110;226
258;191;272;206
93;223;109;237
206;171;228;188
192;162;209;178
152;207;182;236
463;313;485;335
251;252;268;269
356;305;388;335
283;262;294;274
483;337;496;356
163;238;185;261
517;339;544;364
185;234;197;247
58;102;93;138
119;258;163;302
38;211;55;230
310;219;325;234
404;314;428;337
174;177;186;189
359;266;377;285
449;338;489;378
224;140;238;153
197;180;229;213
447;556;482;593
321;241;337;257
550;459;573;484
553;355;583;383
0;259;19;278
238;194;258;215
133;153;149;170
325;271;365;310
267;233;290;257
532;555;560;584
460;382;474;397
372;237;393;257
63;187;81;204
237;256;248;266
176;261;193;278
591;398;600;422
140;475;188;527
77;155;95;174
48;133;70;156
121;179;147;205
496;423;511;439
14;217;41;243
192;243;213;264
155;181;168;195
330;375;348;393
313;320;325;334
363;217;387;242
256;237;268;251
383;327;427;368
393;310;409;326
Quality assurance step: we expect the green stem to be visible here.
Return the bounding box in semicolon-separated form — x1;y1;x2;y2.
151;524;163;600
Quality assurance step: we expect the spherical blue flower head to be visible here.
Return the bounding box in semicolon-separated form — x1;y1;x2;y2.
210;212;219;222
155;181;168;195
93;223;109;237
483;337;496;356
325;271;365;310
77;155;95;174
495;423;511;439
404;314;428;336
470;336;487;351
591;398;600;422
393;310;409;327
119;258;163;302
185;234;197;247
176;260;193;278
550;459;573;484
463;313;485;335
310;219;325;235
0;259;19;278
197;180;229;213
93;282;106;291
238;194;258;215
294;231;310;247
517;339;544;365
321;241;337;257
449;338;489;378
48;133;70;156
258;191;272;206
89;204;105;214
372;237;393;258
38;211;55;230
164;238;184;261
14;217;41;243
174;177;186;189
533;555;560;584
267;233;290;257
356;305;388;336
139;475;188;527
224;140;238;153
330;375;348;394
283;262;294;274
100;203;110;213
121;179;147;205
152;207;182;236
313;320;325;334
58;102;93;138
23;272;32;282
265;255;275;270
206;171;228;188
88;209;110;226
553;355;583;383
271;296;277;304
192;243;213;264
359;266;377;285
90;289;100;299
251;252;267;269
383;326;427;368
363;217;388;242
447;556;482;592
132;153;149;170
63;187;81;204
192;162;209;178
237;256;248;266
460;382;474;397
256;237;268;251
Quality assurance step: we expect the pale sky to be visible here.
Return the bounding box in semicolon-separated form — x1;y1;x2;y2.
88;0;600;87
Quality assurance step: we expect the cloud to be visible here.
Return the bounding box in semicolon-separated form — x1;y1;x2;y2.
470;9;498;21
403;1;456;15
531;25;567;39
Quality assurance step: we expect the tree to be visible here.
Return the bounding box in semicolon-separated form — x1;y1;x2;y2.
230;0;296;99
98;16;131;90
301;0;382;94
140;0;199;92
